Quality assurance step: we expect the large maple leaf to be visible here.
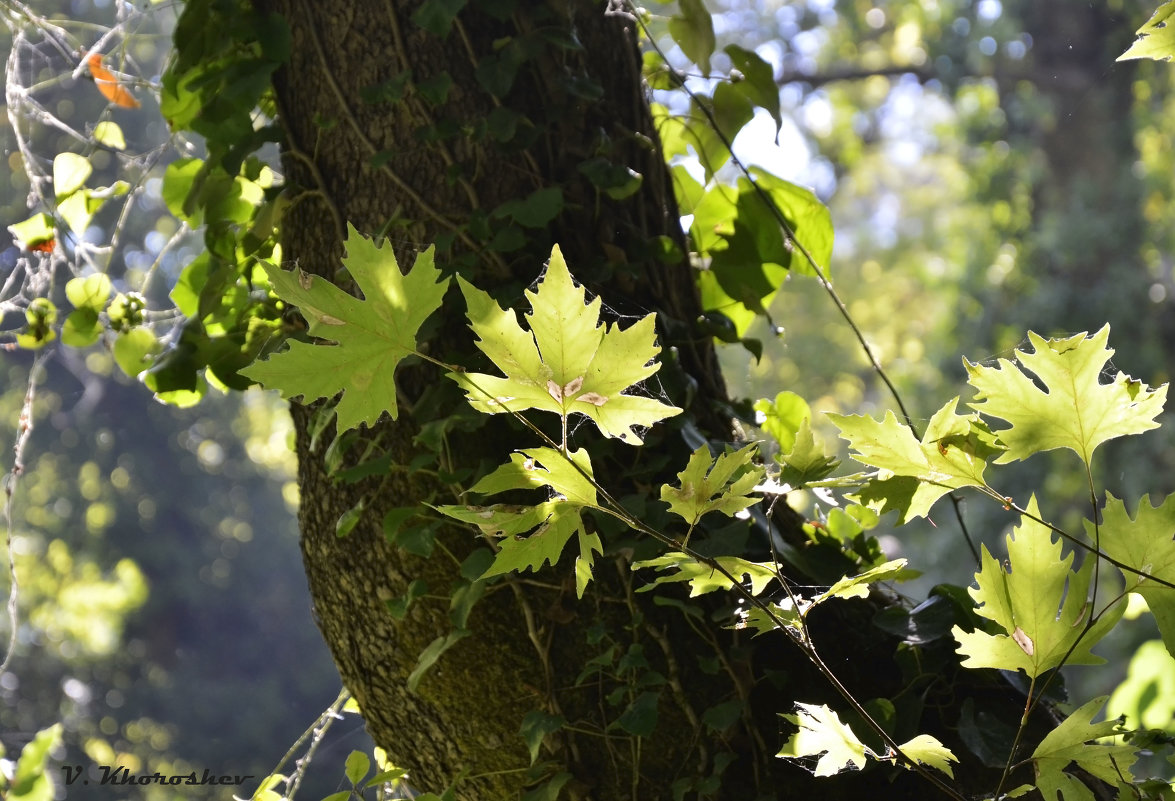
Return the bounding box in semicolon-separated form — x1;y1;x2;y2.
450;245;681;444
242;224;449;432
965;326;1167;466
828;398;1002;520
953;497;1123;677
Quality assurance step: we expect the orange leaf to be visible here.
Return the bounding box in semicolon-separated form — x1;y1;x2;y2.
86;54;140;109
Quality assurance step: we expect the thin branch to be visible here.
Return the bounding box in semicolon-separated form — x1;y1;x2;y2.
0;350;51;676
779;63;935;88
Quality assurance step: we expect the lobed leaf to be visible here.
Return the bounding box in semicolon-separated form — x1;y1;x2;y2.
242;224;448;433
952;497;1124;677
632;552;778;597
660;443;764;526
450;245;680;443
830;398;1001;521
1031;696;1136;800
1096;493;1175;658
1119;2;1175;62
777;703;868;777
818;558;911;602
966;326;1166;466
434;447;602;597
896;734;958;778
776;418;840;487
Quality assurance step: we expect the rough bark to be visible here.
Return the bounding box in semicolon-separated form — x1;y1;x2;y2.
254;2;769;797
252;2;1033;799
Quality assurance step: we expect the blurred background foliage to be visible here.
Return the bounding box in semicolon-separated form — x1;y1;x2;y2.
0;1;361;797
2;0;1175;796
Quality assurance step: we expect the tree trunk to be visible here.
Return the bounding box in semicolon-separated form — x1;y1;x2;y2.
252;1;1024;798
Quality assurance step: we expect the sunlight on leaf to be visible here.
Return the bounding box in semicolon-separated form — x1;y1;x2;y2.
632;552;779;597
450;245;680;443
660;443;764;527
830;398;1002;521
1031;696;1137;801
896;734;958;778
433;448;602;597
1119;2;1175;62
966;326;1166;466
242;224;448;432
777;703;868;777
1095;494;1175;658
952;497;1124;677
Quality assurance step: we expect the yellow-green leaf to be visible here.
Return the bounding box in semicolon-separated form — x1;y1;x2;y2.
896;734;958;778
660;443;763;526
53;152;91;199
65;274;113;310
1031;696;1137;800
242;224;448;432
450;245;680;444
777;703;868;777
93;121;126;150
1096;494;1175;658
966;326;1167;466
8;213;55;250
952;497;1124;677
1119;1;1175;62
632;552;779;597
830;398;1002;521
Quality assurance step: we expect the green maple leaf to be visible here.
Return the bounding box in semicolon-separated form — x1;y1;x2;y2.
819;558;911;602
952;497;1124;677
1031;696;1136;801
450;245;681;444
776;418;839;487
777;703;869;777
433;447;602;597
632;551;779;597
242;224;448;432
965;326;1167;466
896;734;957;778
661;444;764;526
1096;493;1175;658
829;398;1002;521
1119;2;1175;62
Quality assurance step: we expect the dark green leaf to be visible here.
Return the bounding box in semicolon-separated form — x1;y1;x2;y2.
702;699;743;732
411;0;468;37
449;578;486;629
725;44;781;133
387;579;428;620
712;81;754;140
417;72;453;105
407;629;470;692
578;158;643;200
613;691;660;737
520;710;566;764
521;773;572;801
336;500;365;538
493;187;563;228
361;71;412;105
668;0;715;75
460;548;495;581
